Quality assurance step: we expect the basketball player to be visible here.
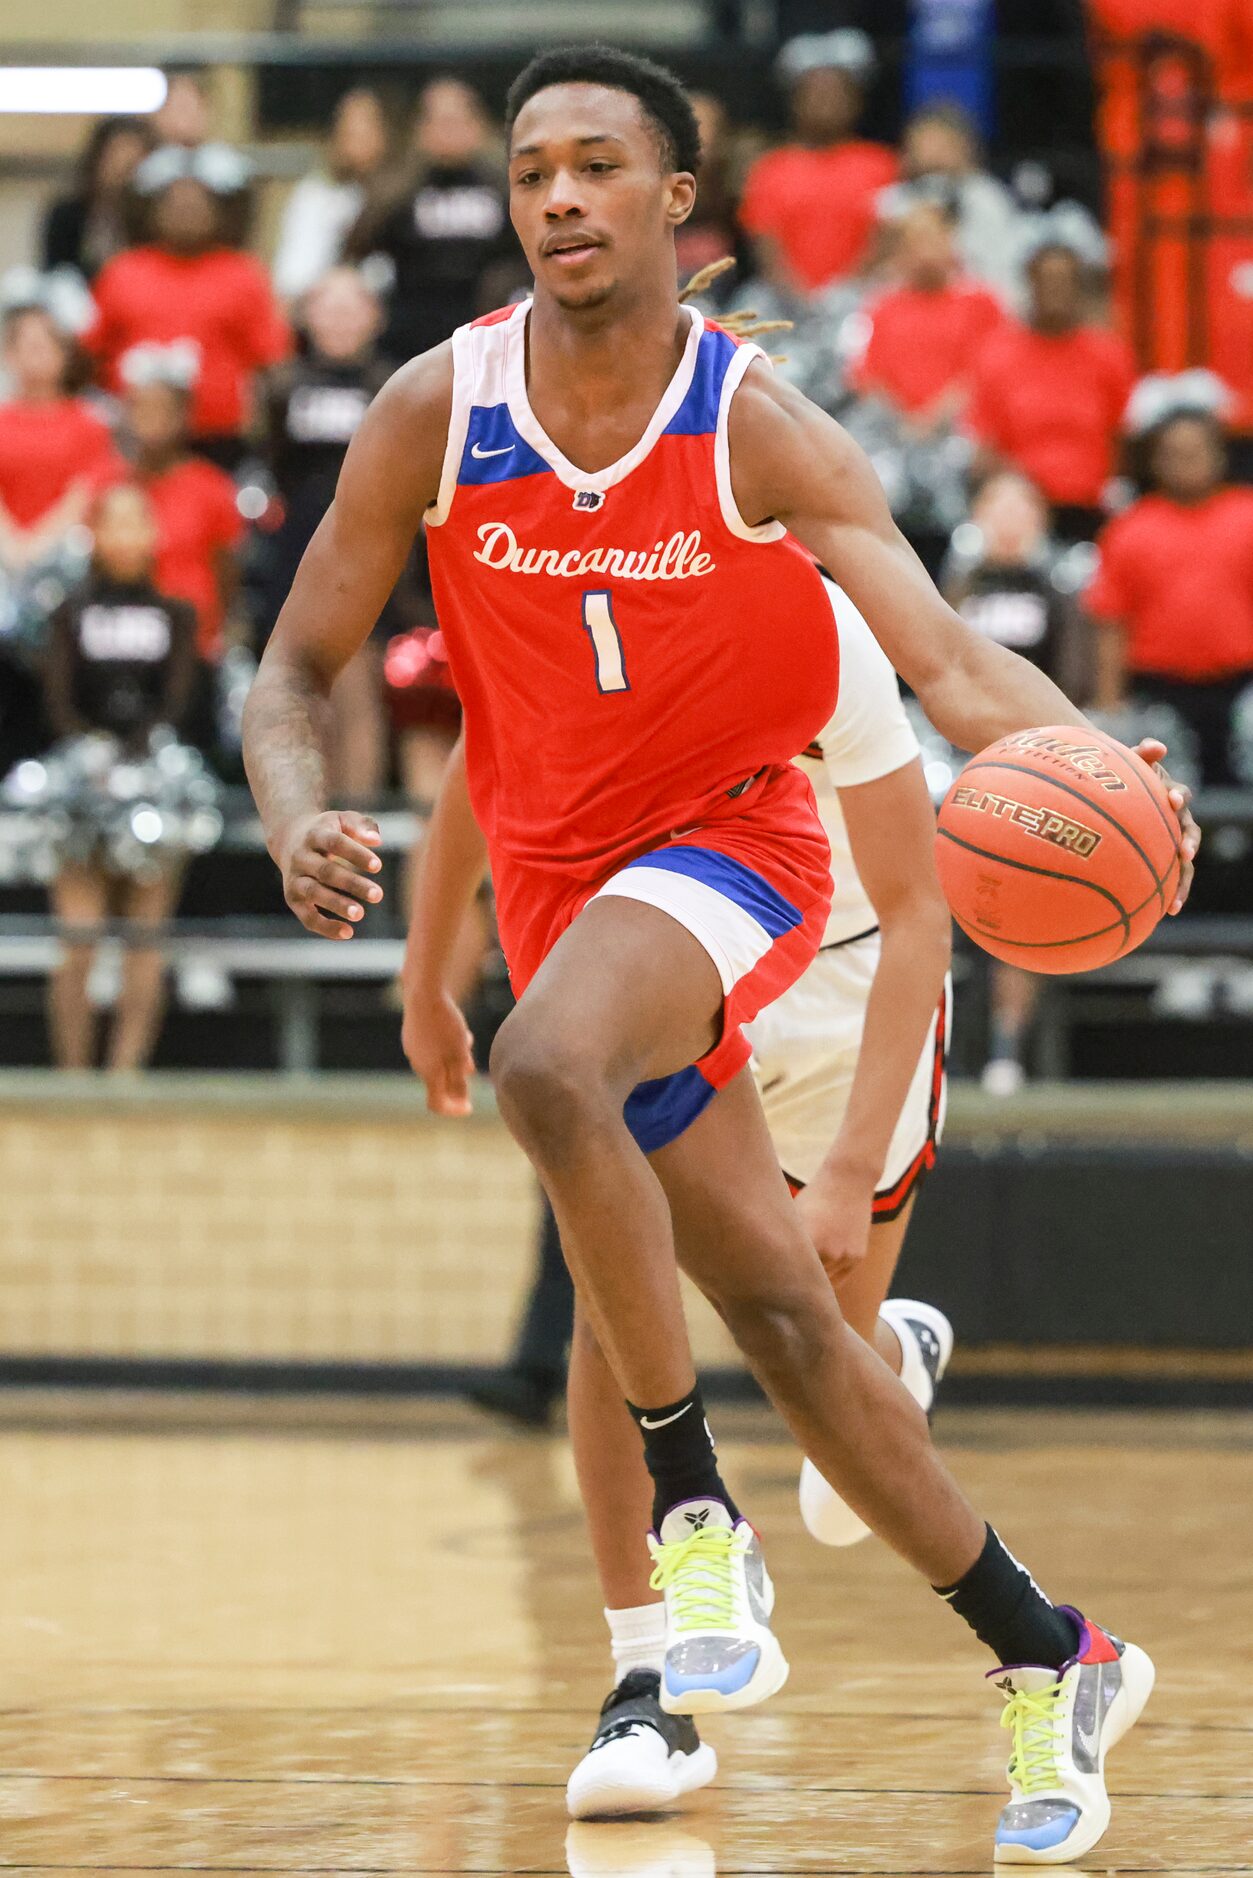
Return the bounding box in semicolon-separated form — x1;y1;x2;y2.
243;47;1197;1862
401;585;955;1820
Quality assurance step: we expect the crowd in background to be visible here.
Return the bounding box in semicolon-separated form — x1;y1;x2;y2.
2;34;1253;1071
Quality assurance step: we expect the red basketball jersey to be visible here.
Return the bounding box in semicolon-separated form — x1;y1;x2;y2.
425;301;839;884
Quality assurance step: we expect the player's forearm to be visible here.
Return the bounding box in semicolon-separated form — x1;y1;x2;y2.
402;739;490;999
818;906;950;1181
241;644;333;867
918;631;1090;754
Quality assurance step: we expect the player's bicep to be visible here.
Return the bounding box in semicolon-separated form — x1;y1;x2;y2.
839;759;948;926
730;376;961;696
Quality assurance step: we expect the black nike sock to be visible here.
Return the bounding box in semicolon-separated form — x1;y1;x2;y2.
626;1383;740;1530
936;1524;1082;1669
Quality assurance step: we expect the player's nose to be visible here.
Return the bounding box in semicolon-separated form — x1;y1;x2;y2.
543;167;587;217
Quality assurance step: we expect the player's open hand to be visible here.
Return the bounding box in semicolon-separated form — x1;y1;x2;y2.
795;1162;875;1287
278;809;384;940
1133;738;1201;915
402;987;475;1116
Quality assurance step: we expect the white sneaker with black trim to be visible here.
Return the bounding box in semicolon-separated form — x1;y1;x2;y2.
799;1299;954;1548
566;1669;717;1820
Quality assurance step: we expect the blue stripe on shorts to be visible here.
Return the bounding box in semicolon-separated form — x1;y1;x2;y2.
624;1063;718;1153
622;846;803;940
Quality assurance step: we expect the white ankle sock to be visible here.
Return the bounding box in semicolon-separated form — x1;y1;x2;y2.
605;1602;667;1681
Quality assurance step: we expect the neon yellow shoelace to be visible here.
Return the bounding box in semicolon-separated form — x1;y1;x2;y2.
648;1527;747;1633
1001;1680;1067;1796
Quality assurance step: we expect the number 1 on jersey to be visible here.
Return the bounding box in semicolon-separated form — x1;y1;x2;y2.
581;589;629;694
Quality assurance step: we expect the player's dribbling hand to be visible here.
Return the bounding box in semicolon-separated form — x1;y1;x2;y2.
1133;738;1201;915
796;1163;875;1287
402;988;475;1117
277;809;384;940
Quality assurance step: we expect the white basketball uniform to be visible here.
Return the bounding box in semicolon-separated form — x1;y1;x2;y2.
747;584;952;1213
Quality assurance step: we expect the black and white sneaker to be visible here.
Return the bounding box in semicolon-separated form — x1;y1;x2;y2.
566;1669;718;1820
880;1298;954;1419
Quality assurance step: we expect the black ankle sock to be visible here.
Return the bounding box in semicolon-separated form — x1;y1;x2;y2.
626;1384;740;1530
936;1524;1081;1669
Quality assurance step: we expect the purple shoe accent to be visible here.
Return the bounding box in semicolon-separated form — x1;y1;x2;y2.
1055;1603;1090;1671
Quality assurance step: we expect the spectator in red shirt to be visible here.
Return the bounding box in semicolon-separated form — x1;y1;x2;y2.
119;342;244;665
85;145;290;468
738;30;897;298
1087;385;1253;783
849;190;1004;432
0;287;120;584
967;208;1135;544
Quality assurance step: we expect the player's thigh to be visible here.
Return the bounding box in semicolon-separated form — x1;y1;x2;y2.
498;894;724;1092
650;1068;835;1319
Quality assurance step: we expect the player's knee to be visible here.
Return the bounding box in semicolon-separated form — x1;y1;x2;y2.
490;1011;609;1159
719;1282;840;1383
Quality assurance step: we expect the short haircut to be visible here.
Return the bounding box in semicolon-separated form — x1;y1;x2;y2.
506;44;702;175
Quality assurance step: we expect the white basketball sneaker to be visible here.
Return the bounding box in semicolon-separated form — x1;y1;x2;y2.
566;1669;717;1820
799;1299;954;1548
992;1610;1156;1864
647;1498;788;1715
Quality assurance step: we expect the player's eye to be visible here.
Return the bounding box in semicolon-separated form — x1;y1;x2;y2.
514;169;542;187
587;161;617;174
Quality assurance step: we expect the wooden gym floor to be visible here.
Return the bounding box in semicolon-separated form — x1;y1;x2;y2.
0;1397;1249;1875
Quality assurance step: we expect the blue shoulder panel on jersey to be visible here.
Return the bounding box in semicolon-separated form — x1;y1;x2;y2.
624;844;804;938
458;402;553;485
663;327;737;438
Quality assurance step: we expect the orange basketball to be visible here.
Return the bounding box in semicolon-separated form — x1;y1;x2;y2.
935;725;1183;974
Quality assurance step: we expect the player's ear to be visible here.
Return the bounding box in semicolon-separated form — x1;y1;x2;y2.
665;172;696;227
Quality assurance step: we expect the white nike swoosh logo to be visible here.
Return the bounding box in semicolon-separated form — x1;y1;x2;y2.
639;1404;693;1431
471;441;514;460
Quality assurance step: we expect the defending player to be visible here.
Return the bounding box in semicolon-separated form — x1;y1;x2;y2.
402;584;955;1819
243;47;1197;1862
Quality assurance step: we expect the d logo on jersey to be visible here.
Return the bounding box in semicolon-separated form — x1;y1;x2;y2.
573;489;605;512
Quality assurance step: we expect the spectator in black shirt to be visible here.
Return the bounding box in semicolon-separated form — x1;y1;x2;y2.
347;77;510;362
41;116;154;282
44;483;196;1071
945;473;1081;690
943;472;1089;1095
262;267;392;795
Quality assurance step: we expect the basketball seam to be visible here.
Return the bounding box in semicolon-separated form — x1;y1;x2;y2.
943;845;1175;958
936;827;1132;946
958;757;1170;909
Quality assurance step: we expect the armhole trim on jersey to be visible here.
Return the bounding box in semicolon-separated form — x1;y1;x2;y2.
715;343;787;544
425;324;474;528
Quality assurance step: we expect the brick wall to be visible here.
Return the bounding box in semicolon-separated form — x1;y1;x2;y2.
0;1079;740;1366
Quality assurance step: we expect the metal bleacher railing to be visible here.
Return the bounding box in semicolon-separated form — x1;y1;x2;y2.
0;788;1250;1075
